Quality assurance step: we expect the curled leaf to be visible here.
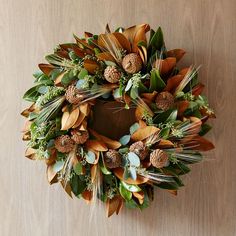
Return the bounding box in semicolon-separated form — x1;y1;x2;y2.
61;108;80;130
85;140;108;151
131;126;160;141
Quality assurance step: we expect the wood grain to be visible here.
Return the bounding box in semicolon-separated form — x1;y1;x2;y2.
0;0;236;235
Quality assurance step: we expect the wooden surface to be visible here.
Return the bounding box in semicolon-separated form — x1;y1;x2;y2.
1;0;236;235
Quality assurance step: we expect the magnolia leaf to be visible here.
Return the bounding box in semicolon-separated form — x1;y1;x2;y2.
113;167;148;185
133;191;144;204
119;135;131;146
154;57;176;75
60;181;73;198
82;190;93;203
166;49;186;62
72;113;86;128
121;181;141;192
47;165;58;184
38;63;55;76
150;69;166;92
164;74;184;93
55;71;67;85
85;140;108;151
61;108;80;130
131;126;159;141
73;162;83;175
128;152;140;167
149;26;164;51
91;164;97;183
25;147;36;160
119;183;132;200
106;196;121;217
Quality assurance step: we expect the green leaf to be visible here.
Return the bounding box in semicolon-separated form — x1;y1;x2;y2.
153;108;177;124
119;135;131;146
159;127;170;139
71;175;86;196
23;85;41;102
119;183;132;200
73;162;83;175
130;87;138;99
61;71;74;85
149;27;164;51
128;152;140;167
99;153;112;175
78;68;88;80
155;181;179;190
125;199;139;209
85;151;96;164
150;69;166;92
105;61;117;66
129;123;139;135
199;123;212;136
121;181;141;192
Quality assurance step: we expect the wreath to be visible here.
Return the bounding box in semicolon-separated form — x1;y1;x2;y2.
21;24;215;217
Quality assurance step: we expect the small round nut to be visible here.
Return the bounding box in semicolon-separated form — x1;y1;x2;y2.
122;53;142;74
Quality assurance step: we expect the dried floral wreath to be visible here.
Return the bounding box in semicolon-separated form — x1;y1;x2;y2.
21;24;215;217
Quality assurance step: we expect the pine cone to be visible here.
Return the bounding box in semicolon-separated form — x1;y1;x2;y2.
104;149;121;169
65;85;85;104
150;149;169;168
155;92;174;111
104;66;121;83
122;53;142;74
129;141;149;160
71;130;89;144
54;135;75;153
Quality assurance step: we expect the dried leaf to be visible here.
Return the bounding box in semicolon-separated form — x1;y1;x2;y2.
21;104;37;117
61;108;80;130
113;32;131;52
25;147;36;160
55;71;67;86
141;91;157;102
157;139;174;148
131;126;160;141
79;103;90;116
192;83;205;96
72;113;86;128
176;100;189;117
83;59;99;74
91;164;97;183
167;190;178;196
113;168;148;185
116;197;124;215
82;190;93;203
133;191;144;204
61;181;73;198
38;63;55;76
47;165;58;184
154;57;176;75
164;75;184;92
85;140;108;151
167;49;186;62
96;52;115;62
133;26;147;52
106;195;122;217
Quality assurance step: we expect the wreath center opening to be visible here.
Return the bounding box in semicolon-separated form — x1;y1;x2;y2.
90;99;136;140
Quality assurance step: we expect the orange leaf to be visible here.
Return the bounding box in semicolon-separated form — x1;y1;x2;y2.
167;190;177;196
61;181;73;198
79;103;90;116
113;168;148;185
176;100;189;117
55;71;67;86
85;140;108;151
141;91;157;102
91;164;97;183
133;191;144;204
116;197;124;215
133;26;147;53
61;108;80;130
21;104;37;117
74;34;94;50
179;67;190;76
131;126;160;141
72;113;86;129
38;63;55;76
167;49;186;62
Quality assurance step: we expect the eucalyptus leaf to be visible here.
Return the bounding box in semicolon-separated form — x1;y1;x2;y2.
119;135;131;146
53;161;64;172
128;152;140;167
129;166;137;180
129;123;139;135
85;151;96;164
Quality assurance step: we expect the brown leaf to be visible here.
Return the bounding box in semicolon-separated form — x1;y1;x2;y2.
133;191;144;204
179;67;190;76
192;83;205;96
61;181;73;198
131;126;160;141
167;49;186;62
90;164;97;183
21;120;32;133
138;46;147;64
72;113;86;129
176;100;189;117
83;59;99;74
82;190;93;203
164;75;184;93
55;71;67;86
167;190;178;196
106;195;122;217
133;26;147;53
113;32;131;52
79;103;90;116
157;139;174;148
38;63;55;76
74;34;94;50
96;52;115;62
21;104;37;118
154;57;176;75
25;147;36;160
85;140;108;151
141;91;157;102
116;197;124;215
47;165;58;184
61;108;80;130
113;168;148;185
89;129;121;149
